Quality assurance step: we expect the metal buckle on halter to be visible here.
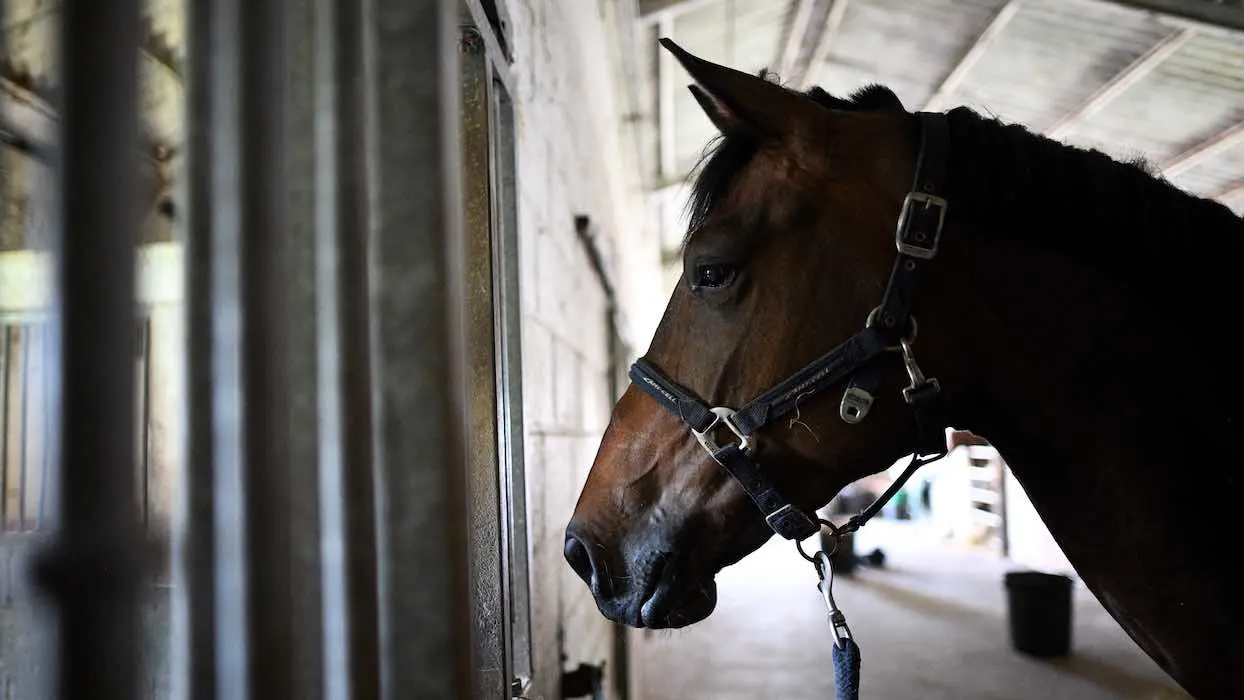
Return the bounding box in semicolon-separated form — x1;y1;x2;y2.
895;191;947;260
691;406;755;456
839;388;873;424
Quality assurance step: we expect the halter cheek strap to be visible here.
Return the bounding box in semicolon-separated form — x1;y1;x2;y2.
628;112;953;542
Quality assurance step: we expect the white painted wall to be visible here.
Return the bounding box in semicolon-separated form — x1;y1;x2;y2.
505;1;665;698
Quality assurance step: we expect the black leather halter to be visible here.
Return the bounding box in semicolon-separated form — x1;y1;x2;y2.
629;112;954;542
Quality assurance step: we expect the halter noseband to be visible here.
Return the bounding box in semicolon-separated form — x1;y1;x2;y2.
628;112;953;542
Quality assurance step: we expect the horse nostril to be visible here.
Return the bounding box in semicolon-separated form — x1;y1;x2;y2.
564;534;595;585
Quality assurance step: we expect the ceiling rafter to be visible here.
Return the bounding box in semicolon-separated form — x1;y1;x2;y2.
800;0;850;90
775;0;817;79
1045;26;1194;140
1097;0;1244;33
639;0;726;21
1210;179;1244;205
922;0;1023;113
1162;121;1244;178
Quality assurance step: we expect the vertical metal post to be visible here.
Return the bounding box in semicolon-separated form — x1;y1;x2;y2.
177;0;220;695
315;0;381;696
489;59;533;694
180;0;298;697
459;26;508;700
284;0;326;696
237;0;295;689
364;0;472;696
37;1;143;699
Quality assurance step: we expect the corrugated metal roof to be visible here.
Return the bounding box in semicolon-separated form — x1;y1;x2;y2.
1065;28;1244;163
640;0;1244;223
815;0;1011;109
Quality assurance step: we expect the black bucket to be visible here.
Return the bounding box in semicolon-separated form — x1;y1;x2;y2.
1004;571;1073;657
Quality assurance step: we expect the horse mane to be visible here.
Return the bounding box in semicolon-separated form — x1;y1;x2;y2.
941;106;1244;308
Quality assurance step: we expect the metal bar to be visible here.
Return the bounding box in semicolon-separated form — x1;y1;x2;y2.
317;0;381;696
37;0;144;697
17;321;27;528
38;323;49;530
490;63;532;693
1161;121;1244;178
1045;26;1194;139
174;0;220;694
657;14;677;181
364;0;472;695
237;0;295;695
1096;0;1244;33
283;0;326;695
205;0;252;693
1;326;11;531
800;0;850;90
460;27;507;700
923;0;1022;112
140;317;152;531
313;0;362;694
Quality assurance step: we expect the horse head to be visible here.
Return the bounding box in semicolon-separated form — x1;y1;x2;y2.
565;39;969;629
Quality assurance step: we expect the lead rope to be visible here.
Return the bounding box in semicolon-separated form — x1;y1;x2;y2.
794;337;949;699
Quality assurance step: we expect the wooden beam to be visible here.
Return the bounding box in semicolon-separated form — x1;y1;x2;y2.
800;0;850;89
1046;26;1194;140
639;0;725;20
922;0;1023;113
1096;0;1244;33
1210;179;1244;205
776;0;817;79
1162;121;1244;178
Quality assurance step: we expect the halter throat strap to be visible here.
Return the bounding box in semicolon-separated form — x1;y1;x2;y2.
627;112;952;542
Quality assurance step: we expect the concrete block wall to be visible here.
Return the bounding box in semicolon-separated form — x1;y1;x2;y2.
506;1;665;698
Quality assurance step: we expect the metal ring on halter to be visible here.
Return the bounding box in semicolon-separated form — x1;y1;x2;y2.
865;307;918;347
795;518;842;563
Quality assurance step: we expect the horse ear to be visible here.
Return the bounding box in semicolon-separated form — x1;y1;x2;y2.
660;37;810;137
687;84;742;133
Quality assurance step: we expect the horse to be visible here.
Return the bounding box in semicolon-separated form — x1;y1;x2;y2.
564;38;1244;699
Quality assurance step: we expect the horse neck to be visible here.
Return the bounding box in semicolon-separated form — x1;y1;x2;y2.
926;106;1244;472
912;109;1244;696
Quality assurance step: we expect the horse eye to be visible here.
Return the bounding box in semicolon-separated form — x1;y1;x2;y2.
694;263;735;289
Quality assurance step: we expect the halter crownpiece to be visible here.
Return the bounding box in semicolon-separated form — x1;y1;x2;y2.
628;111;953;542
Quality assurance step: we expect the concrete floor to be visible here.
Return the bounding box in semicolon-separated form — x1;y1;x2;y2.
630;520;1189;700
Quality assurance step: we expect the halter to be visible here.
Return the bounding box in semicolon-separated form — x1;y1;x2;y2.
628;111;953;543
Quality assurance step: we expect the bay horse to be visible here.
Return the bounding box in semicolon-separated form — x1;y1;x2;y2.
565;39;1244;698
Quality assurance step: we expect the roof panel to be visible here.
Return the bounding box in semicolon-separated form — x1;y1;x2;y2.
647;0;1244;210
812;0;1011;108
954;0;1174;132
1166;138;1244;195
